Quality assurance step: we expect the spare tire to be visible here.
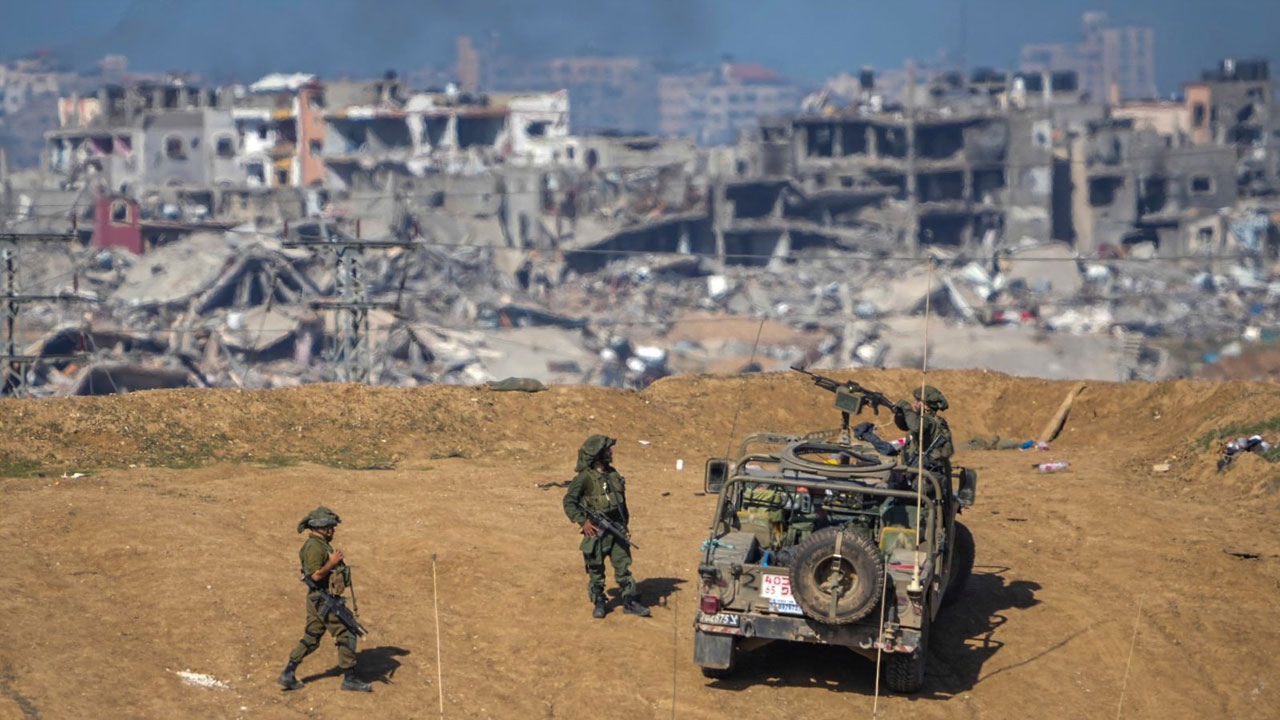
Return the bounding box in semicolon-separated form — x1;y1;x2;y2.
788;527;884;624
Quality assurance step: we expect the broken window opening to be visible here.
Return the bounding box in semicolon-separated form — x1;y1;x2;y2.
309;139;322;156
916;124;965;160
805;124;834;158
369;118;412;149
526;120;549;137
1190;176;1213;194
971;169;1006;202
277;169;290;186
457;116;503;148
840;123;868;155
1138;176;1168;214
215;135;236;158
1088;176;1123;207
919;214;968;246
918;171;965;203
874;125;907;158
1192;103;1206;128
110;200;129;223
164;135;185;160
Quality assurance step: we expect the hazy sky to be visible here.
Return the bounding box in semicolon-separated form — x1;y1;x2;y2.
2;0;1272;94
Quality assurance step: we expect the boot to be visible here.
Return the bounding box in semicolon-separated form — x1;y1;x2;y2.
276;661;304;691
622;598;651;617
592;596;608;619
340;669;372;693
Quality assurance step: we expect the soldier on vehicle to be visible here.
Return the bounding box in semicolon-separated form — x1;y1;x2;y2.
893;385;954;478
277;506;372;693
854;384;954;477
562;434;651;619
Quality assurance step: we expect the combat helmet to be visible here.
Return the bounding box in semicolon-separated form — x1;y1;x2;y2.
913;385;948;411
297;505;342;533
575;434;617;472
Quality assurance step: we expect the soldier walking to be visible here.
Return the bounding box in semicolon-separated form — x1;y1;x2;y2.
563;435;651;619
277;506;372;693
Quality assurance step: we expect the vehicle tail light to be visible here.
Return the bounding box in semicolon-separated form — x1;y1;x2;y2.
700;595;721;614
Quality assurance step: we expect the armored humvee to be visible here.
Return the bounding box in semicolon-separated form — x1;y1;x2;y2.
693;372;976;692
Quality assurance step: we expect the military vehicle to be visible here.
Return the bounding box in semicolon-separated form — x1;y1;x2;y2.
693;369;976;692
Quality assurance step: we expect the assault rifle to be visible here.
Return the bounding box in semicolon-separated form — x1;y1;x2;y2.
790;365;894;415
302;566;368;637
578;504;639;550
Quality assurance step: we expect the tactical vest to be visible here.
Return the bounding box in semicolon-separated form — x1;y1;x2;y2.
299;535;347;595
579;467;626;519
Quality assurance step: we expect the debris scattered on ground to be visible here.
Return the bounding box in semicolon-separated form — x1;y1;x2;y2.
1217;435;1273;471
175;670;228;689
1223;548;1262;560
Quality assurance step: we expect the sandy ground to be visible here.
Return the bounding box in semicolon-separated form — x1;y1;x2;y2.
1;371;1278;719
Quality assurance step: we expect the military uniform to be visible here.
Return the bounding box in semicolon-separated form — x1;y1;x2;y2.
562;435;649;618
893;385;954;477
277;506;371;693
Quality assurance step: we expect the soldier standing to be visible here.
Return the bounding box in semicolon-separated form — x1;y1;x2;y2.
562;435;651;619
277;506;372;693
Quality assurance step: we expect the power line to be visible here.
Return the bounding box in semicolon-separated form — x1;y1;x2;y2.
2;230;97;397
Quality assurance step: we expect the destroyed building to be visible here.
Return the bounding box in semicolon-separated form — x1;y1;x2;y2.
1067;118;1239;256
322;87;569;190
755;101;1054;252
233;73;326;188
45;81;237;193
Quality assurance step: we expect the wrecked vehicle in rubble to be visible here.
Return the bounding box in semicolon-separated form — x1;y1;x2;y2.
693;371;977;693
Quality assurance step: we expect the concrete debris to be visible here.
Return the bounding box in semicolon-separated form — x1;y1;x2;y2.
7;54;1280;395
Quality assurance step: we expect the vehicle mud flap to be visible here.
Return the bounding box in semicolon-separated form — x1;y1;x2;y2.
789;527;884;625
694;630;736;670
957;467;978;507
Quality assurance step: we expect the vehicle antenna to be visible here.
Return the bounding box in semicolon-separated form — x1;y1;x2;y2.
911;258;934;594
1116;594;1146;719
431;551;445;717
871;555;892;716
723;316;767;461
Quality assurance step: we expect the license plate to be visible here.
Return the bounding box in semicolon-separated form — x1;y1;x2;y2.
700;612;740;627
760;574;793;601
769;600;803;615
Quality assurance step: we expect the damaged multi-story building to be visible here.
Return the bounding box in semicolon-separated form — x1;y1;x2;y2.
1184;58;1277;195
232;73;326;189
45;79;240;193
1065;117;1238;256
322;82;569;191
748;74;1059;253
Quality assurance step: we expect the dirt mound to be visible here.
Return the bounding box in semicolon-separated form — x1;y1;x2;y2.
3;370;1276;497
2;371;1279;719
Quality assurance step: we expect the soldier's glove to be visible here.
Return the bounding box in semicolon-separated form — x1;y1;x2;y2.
852;421;876;440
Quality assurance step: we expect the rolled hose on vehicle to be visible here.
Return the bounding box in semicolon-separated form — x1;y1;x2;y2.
778;440;897;476
788;526;885;624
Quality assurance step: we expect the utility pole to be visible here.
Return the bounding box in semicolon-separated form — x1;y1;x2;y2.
283;221;418;383
1;230;97;396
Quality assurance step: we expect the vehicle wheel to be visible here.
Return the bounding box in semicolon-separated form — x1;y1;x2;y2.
882;612;930;693
788;527;884;624
942;521;974;608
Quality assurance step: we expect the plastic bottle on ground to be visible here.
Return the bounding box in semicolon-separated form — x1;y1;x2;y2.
1033;461;1070;473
